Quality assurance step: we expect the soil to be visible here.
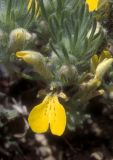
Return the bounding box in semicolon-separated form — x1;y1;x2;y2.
0;77;113;160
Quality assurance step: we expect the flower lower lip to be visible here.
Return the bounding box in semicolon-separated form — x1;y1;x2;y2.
16;51;28;58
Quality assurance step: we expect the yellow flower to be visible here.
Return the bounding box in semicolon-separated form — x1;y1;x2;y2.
95;58;113;81
16;50;53;79
28;94;66;136
90;50;113;81
90;50;112;73
86;0;99;11
27;0;40;17
9;28;32;52
16;50;45;65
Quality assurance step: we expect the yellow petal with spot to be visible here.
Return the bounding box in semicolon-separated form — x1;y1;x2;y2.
86;0;99;11
49;95;66;136
28;95;50;133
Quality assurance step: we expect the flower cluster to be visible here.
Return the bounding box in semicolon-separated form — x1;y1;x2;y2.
15;0;112;136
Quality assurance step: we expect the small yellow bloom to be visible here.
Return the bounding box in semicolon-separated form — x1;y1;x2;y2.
95;58;113;81
27;0;33;10
86;0;99;11
28;94;66;136
16;50;53;79
91;51;113;82
90;50;112;73
27;0;40;17
16;50;44;65
8;28;32;52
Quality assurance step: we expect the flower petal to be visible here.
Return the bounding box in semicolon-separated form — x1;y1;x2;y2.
86;0;99;11
49;95;66;136
16;50;44;65
28;96;50;133
95;58;113;80
27;0;40;17
16;50;53;79
98;50;111;63
27;0;32;11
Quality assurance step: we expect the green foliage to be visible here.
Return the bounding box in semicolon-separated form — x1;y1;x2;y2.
39;0;104;71
0;0;38;62
0;0;113;134
0;0;36;30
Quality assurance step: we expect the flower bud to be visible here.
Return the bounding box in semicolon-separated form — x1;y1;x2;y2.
59;65;78;82
8;28;32;52
16;50;53;79
95;58;113;80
